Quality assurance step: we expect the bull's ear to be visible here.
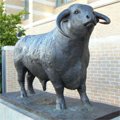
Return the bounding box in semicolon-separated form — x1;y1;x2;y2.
94;11;111;24
56;9;70;36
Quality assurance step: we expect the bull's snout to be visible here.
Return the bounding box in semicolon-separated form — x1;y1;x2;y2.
84;11;111;27
84;13;97;27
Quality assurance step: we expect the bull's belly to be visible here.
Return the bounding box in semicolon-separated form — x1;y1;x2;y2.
28;64;48;80
62;72;82;90
61;63;86;90
23;58;48;80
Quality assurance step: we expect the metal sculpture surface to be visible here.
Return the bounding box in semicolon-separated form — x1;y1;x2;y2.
14;4;110;110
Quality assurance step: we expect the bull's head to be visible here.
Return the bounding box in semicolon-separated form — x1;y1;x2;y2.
56;4;110;38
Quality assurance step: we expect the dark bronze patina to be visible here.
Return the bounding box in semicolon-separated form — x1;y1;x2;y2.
14;4;110;110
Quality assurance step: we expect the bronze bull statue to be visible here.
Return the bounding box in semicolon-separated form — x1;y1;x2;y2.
14;4;110;110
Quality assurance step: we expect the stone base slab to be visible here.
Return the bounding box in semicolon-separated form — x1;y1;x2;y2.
0;90;119;120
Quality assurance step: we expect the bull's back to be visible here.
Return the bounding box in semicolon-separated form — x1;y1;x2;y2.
14;34;50;80
14;33;50;60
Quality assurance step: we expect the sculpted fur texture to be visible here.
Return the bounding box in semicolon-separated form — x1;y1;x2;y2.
14;4;110;110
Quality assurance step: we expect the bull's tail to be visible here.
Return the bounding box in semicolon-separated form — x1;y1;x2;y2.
41;80;48;91
16;29;25;39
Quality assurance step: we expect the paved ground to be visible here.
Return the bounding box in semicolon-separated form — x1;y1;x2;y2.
1;90;120;120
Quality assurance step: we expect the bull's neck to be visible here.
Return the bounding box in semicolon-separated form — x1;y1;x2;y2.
56;28;90;48
54;29;91;57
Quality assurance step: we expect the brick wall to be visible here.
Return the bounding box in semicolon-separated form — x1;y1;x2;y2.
2;47;18;93
87;36;120;106
2;36;120;107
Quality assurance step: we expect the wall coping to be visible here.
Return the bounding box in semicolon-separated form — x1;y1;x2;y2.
2;35;120;50
2;46;14;51
90;35;120;46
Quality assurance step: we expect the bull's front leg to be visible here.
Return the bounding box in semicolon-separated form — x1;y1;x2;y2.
45;68;66;110
77;80;92;110
53;83;66;110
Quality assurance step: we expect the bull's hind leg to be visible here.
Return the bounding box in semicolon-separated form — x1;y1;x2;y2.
26;71;35;94
15;63;27;97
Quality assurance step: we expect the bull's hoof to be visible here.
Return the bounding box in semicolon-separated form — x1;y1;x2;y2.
28;89;35;94
20;91;28;98
56;103;66;110
56;100;67;110
83;103;93;112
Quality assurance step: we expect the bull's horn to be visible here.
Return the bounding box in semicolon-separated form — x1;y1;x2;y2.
56;9;70;37
94;12;111;24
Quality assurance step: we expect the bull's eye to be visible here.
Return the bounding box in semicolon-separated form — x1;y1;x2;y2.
74;9;80;14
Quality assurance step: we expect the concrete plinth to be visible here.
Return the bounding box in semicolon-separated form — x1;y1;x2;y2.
0;90;119;120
